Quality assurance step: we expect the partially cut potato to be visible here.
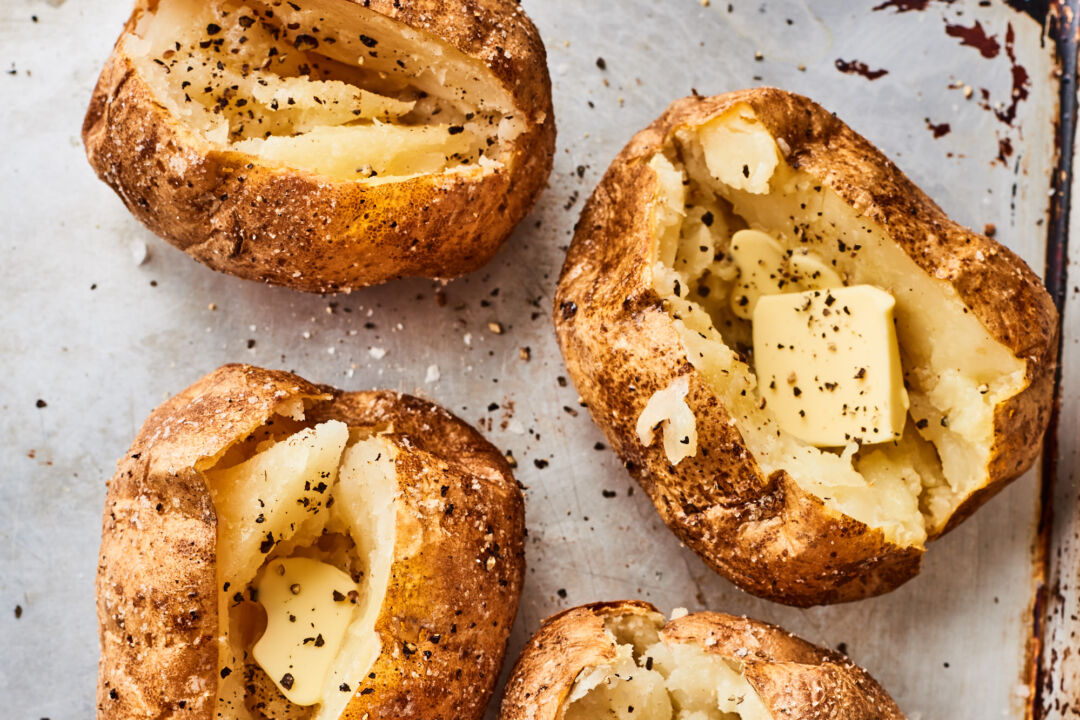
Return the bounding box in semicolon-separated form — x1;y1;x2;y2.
650;102;1031;548
130;0;509;181
206;421;397;720
555;88;1057;605
96;365;525;720
500;602;905;720
83;0;555;291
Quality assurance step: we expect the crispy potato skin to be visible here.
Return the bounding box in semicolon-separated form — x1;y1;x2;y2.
553;87;1058;606
96;364;525;720
500;601;905;720
82;0;555;292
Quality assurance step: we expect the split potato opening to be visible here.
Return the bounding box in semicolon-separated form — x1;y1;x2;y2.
644;104;1027;547
199;404;397;720
130;0;522;181
563;612;769;720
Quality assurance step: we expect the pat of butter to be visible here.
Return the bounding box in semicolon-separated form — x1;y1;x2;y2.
788;252;843;290
254;557;359;706
729;229;841;319
752;285;908;447
730;229;788;319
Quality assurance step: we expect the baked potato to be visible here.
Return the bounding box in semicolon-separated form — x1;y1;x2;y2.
82;0;555;292
501;601;905;719
96;364;525;720
554;87;1058;606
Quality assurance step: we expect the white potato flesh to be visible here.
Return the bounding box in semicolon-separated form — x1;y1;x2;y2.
129;0;519;180
642;104;1027;546
233;123;484;181
562;615;770;720
636;376;698;466
314;438;397;720
203;419;398;720
699;112;780;195
208;420;350;593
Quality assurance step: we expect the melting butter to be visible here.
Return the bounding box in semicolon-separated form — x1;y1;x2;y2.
253;557;360;706
729;229;841;319
752;285;908;447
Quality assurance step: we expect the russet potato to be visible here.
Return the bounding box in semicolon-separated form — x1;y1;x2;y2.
96;364;524;719
83;0;555;291
501;601;905;720
554;88;1058;605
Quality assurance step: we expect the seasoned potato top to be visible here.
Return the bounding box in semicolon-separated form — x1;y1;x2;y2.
640;101;1043;547
129;0;526;181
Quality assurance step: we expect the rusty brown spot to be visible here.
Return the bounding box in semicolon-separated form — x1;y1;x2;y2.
872;0;955;11
834;59;889;80
925;118;952;138
945;20;1001;59
998;137;1015;164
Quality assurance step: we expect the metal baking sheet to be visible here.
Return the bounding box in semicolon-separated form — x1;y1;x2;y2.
0;1;1071;718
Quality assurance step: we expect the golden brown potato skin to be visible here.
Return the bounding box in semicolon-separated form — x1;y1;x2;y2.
82;0;555;292
553;87;1058;606
96;364;525;719
500;601;905;720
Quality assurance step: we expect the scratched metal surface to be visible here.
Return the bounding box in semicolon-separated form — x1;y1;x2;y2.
1041;178;1078;715
0;1;1065;718
1037;2;1078;715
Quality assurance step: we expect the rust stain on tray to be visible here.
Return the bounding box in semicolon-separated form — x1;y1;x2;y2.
997;24;1031;126
873;0;957;12
873;0;1051;24
925;118;952;137
945;20;1002;57
834;58;889;80
998;136;1016;163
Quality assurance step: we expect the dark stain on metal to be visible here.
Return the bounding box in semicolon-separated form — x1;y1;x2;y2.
833;59;889;80
872;0;956;12
1000;24;1032;125
925;118;952;137
872;0;1050;26
968;25;1031;127
944;20;1002;57
997;136;1015;162
1028;577;1049;717
1004;0;1052;25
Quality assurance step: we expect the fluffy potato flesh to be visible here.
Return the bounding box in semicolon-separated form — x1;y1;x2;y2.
646;104;1027;547
127;0;522;181
204;411;397;720
562;613;770;720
